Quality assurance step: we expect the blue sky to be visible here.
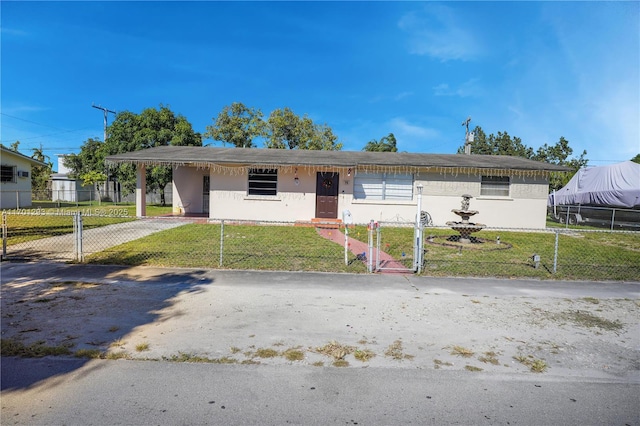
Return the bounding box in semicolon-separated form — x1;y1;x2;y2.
2;1;638;171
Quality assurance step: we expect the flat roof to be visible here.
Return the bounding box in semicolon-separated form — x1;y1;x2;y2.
105;146;570;173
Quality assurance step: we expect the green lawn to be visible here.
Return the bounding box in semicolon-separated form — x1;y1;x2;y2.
350;225;640;281
87;224;368;273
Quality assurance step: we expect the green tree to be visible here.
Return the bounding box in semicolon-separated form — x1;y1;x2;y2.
63;138;107;201
631;154;640;164
63;138;105;178
458;127;588;192
458;126;533;158
10;140;20;152
30;146;53;196
103;105;202;205
363;133;398;152
265;107;342;150
205;102;266;148
265;107;309;149
303;123;342;150
532;136;588;190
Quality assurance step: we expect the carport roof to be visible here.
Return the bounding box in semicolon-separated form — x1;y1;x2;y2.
105;146;570;174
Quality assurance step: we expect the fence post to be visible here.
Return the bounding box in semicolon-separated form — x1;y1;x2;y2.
73;213;78;260
78;212;84;262
219;220;224;267
553;230;559;274
611;209;616;231
376;224;381;272
2;212;7;260
368;220;374;273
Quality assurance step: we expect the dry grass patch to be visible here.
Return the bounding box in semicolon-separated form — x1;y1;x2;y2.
433;359;454;369
450;345;474;358
283;348;305;361
558;310;623;331
135;342;150;352
514;354;548;373
105;351;129;360
254;348;279;358
465;365;483;372
354;349;376;362
478;351;500;365
164;352;238;364
315;341;355;361
384;340;414;360
0;339;72;357
75;349;102;359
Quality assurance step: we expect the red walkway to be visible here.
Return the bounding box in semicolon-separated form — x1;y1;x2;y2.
315;227;410;274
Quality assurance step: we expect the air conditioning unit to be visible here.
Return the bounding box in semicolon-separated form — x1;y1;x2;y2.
18;171;29;178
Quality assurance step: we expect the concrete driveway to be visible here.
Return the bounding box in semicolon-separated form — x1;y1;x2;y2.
4;217;188;261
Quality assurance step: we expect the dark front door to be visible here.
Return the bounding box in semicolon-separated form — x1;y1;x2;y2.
315;172;339;218
202;175;210;214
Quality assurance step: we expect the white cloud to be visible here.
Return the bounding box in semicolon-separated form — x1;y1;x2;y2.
0;27;29;37
394;91;414;101
398;5;482;62
433;78;483;98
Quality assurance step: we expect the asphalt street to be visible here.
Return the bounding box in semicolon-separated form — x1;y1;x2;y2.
2;357;639;425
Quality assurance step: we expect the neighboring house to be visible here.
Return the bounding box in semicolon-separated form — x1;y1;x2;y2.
50;155;95;202
106;146;569;228
1;145;48;209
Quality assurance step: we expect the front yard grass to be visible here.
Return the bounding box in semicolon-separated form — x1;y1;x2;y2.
350;225;639;281
87;223;369;273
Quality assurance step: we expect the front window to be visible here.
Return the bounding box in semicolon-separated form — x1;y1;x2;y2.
481;175;510;197
248;168;277;196
354;172;413;200
1;165;16;183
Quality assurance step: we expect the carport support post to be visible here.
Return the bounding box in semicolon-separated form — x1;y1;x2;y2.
136;164;146;217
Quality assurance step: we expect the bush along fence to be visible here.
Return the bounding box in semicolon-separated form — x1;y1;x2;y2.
2;210;639;281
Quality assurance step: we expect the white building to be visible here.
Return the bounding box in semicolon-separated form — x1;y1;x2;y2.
50;155;94;202
1;145;47;209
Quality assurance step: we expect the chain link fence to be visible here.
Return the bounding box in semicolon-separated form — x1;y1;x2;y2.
1;188;172;209
2;210;639;281
548;205;640;230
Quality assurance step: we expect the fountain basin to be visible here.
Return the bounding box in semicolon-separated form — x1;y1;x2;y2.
446;221;486;243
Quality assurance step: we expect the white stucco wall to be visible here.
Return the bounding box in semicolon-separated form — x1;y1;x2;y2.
172;166;210;214
174;165;551;228
1;151;36;209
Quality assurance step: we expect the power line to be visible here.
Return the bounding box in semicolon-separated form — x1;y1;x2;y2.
0;127;94;143
0;112;68;131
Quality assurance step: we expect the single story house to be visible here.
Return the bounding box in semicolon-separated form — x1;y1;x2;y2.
1;145;48;209
106;146;569;228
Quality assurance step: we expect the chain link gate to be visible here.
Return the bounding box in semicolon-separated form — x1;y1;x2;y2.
366;218;426;274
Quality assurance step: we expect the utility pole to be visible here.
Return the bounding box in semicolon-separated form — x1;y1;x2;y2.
92;104;116;203
461;116;473;155
92;104;116;142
